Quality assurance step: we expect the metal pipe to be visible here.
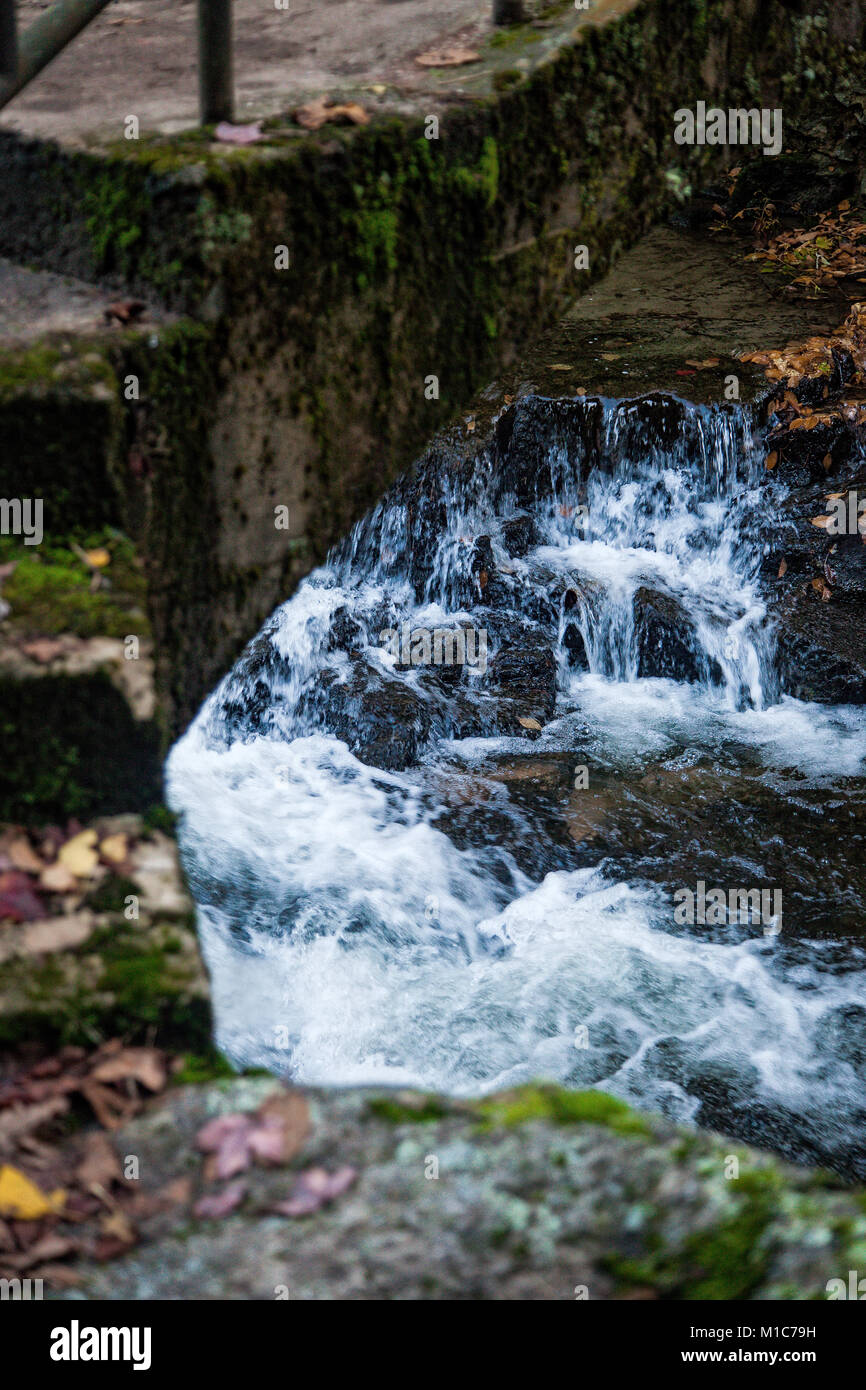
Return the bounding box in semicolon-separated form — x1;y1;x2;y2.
198;0;233;125
0;0;16;82
0;0;116;111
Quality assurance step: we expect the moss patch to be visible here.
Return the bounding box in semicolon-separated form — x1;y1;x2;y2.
477;1083;652;1136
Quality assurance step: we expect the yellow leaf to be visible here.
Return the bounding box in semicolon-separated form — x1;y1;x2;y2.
518;717;542;732
58;829;99;878
84;548;111;569
99;833;128;864
0;1164;66;1220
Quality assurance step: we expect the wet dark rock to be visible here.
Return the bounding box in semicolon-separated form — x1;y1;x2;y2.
219;623;287;738
726;154;855;220
634;587;703;683
485;631;558;718
768;417;855;487
815;1004;866;1082
500;512;542;558
311;659;434;771
327;606;366;654
562;621;588;669
773;590;866;704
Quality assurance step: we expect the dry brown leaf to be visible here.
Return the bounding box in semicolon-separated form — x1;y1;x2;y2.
765;452;778;471
415;46;480;68
0;1098;69;1153
7;838;42;874
252;1091;310;1166
777;557;787;578
295;98;369;130
91;1047;166;1094
810;515;835;529
98;1208;137;1248
76;1132;123;1193
518;716;542;732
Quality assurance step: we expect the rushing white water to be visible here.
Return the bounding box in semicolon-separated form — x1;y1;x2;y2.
167;395;866;1174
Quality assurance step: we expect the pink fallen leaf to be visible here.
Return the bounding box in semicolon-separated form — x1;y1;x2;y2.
214;121;263;145
0;870;46;923
193;1181;247;1220
196;1112;252;1153
272;1165;357;1218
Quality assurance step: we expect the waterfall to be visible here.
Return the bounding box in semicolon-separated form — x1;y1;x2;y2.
167;393;866;1178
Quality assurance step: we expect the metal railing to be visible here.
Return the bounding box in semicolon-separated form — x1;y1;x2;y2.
0;0;234;124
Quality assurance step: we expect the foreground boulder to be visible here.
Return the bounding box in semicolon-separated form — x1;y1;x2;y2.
56;1078;866;1301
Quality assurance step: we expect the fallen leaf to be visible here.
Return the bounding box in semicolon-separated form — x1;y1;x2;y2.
58;830;99;879
7;837;42;874
38;862;79;894
518;716;542;732
0;1165;65;1220
158;1176;192;1207
194;1181;247;1220
777;557;787;578
0;1098;69;1153
249;1092;310;1166
0;870;46;923
214;121;263;145
96;1208;137;1253
811;577;833;601
98;833;129;866
2;1233;76;1270
104;300;146;326
83;548;110;569
765;452;778;471
295;98;369;130
20;638;67;664
271;1165;357;1218
76;1132;123;1192
91;1048;166;1094
415;46;480;68
810;514;835;529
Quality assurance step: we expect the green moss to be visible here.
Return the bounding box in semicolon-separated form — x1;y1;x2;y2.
84;874;141;914
0;532;149;639
477;1084;652;1136
367;1096;449;1124
172;1049;237;1086
607;1169;783;1299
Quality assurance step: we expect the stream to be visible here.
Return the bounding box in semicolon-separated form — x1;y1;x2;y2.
167;391;866;1179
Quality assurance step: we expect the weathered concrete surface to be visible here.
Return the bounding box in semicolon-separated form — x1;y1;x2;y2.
54;1078;866;1300
0;0;620;142
457;225;849;416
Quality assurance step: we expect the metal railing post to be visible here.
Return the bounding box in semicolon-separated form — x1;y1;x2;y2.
0;0;116;111
0;0;16;81
198;0;234;125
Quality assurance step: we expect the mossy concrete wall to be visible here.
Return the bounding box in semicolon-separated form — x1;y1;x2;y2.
1;0;865;741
